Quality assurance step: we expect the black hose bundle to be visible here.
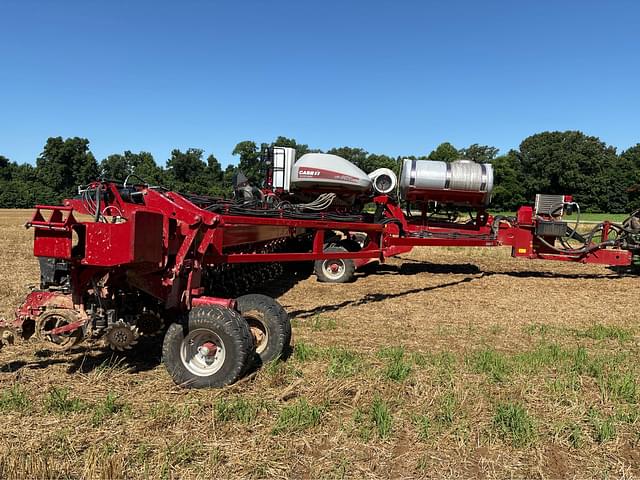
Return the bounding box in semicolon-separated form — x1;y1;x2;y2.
180;190;365;223
534;215;640;256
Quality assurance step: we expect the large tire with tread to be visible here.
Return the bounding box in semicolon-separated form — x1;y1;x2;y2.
314;246;356;283
162;306;253;389
236;294;291;365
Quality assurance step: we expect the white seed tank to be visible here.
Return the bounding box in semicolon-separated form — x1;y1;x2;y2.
399;159;494;207
290;153;372;193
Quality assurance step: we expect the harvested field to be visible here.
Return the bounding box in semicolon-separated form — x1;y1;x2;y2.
0;208;639;478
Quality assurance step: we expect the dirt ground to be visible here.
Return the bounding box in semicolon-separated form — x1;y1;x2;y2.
0;209;638;479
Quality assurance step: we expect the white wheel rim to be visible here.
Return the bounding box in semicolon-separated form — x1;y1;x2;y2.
322;259;346;280
180;328;226;376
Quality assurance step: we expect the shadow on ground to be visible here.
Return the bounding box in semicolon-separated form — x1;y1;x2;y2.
289;261;621;319
0;336;163;375
288;274;484;319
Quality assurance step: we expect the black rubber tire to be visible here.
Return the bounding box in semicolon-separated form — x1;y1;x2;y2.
235;294;291;365
162;306;253;389
314;246;356;283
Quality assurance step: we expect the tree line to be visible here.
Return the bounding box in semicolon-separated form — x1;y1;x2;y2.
1;131;639;212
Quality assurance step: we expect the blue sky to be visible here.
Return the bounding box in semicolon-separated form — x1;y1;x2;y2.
1;0;638;167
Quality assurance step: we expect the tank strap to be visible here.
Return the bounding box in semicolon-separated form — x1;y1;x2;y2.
409;160;417;186
444;162;452;190
480;164;487;191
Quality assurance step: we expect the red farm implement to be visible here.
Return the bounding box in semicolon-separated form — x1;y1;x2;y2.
1;147;638;388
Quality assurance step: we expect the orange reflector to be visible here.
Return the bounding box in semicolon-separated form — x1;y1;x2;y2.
517;248;527;254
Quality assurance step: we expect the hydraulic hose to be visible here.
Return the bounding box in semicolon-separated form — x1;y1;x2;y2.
94;185;101;222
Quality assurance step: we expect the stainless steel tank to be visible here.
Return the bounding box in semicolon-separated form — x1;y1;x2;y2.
399;159;494;207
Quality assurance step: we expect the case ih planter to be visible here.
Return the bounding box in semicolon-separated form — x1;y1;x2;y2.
1;148;638;388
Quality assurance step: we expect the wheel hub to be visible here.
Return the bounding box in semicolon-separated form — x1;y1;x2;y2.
198;341;217;357
180;329;226;376
323;259;345;280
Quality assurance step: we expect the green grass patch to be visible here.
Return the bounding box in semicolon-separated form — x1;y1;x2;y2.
272;399;323;435
215;396;266;424
577;324;632;342
572;351;630;381
149;401;194;422
352;407;373;441
44;387;85;414
492;402;536;447
371;396;393;439
467;348;511;382
514;342;567;374
567;423;583;449
262;359;303;385
91;392;125;426
326;347;361;378
413;414;431;440
378;346;412;382
589;408;616;443
434;392;458;426
614;405;640;424
556;422;583;449
548;372;582;395
524;323;551;337
598;372;637;403
411;350;456;370
0;384;30;413
569;345;589;374
352;396;394;441
293;341;321;362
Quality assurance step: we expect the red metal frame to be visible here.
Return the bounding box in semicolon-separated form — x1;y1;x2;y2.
37;183;634;292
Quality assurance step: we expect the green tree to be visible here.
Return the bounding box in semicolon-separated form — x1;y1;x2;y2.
617;144;640;212
0;158;48;208
36;137;99;202
490;151;527;210
518;131;617;211
459;144;499;163
202;154;227;195
363;154;397;173
206;154;223;181
166;148;208;192
232;141;263;185
128;151;163;184
428;142;458;162
271;136;316;159
223;164;237;189
100;154;130;179
0;155;10;180
100;151;164;185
